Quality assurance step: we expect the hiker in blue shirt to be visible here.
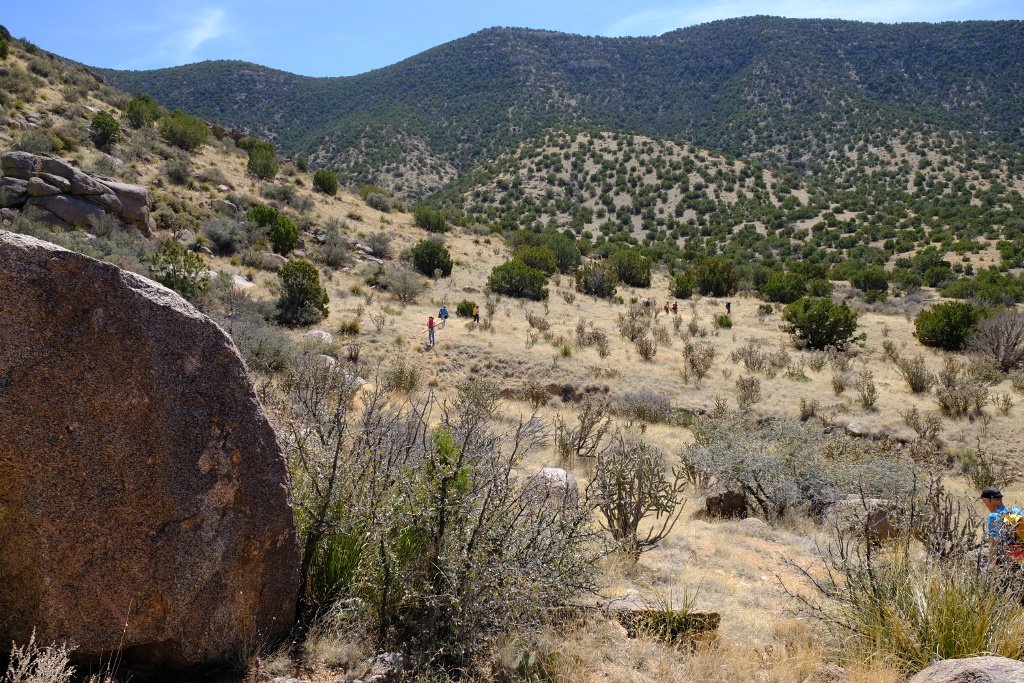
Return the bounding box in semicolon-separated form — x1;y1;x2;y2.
438;304;448;329
980;487;1024;566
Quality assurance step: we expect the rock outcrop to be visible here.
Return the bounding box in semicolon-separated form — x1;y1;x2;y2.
0;151;156;235
908;656;1024;682
0;231;299;670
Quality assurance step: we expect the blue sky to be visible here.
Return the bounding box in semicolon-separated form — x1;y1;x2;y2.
3;0;1022;77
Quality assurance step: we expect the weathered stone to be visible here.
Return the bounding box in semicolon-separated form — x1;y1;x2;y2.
26;176;62;197
69;169;106;195
825;498;896;544
293;250;308;259
99;179;150;206
262;252;289;269
87;191;124;214
38;173;72;194
706;490;748;518
0;231;300;670
212;199;238;215
0;208;18;221
908;656;1024;683
735;517;770;534
0;177;29;208
845;422;865;437
38;156;79;181
305;330;333;344
529;467;580;504
1;151;42;179
231;274;255;290
25;195;107;227
803;663;849;683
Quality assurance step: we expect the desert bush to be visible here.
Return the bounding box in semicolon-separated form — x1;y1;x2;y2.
792;533;1024;674
413;205;447;232
525;310;551;332
1010;370;1024;393
268;214;298;255
732;338;767;373
89;110;120;149
158;109;209;152
806;278;834;297
560;290;576;305
967;308;1024;372
895;354;935;393
313;169;339;196
734;376;763;410
799;397;821;421
272;372;600;667
320;226;349;268
365;193;391;213
148;238;209;301
683;415;913;519
715;314;732;329
366;231;393;259
487;260;549;301
545;232;581;274
966;355;1004;386
850;267;888;295
575;261;617;298
514;245;558;275
380;267;426;303
456;299;476;318
683;341;716;384
553;395;612;467
594;431;687;558
3;631;75;683
634;336;657;361
12;129;57;154
781;298;860;350
831;373;850;395
691;257;739;297
807;350;827;372
214;305;296;373
669;272;693;299
608;249;651;288
522;380;551;408
385;357;420;394
758;271;806;304
914;301;981;351
122;93;163;128
411;239;452;277
202;216;247;255
162;157;192;185
614;389;672;424
616;303;651;342
247;141;279;180
855;371;878;409
276;260;329;327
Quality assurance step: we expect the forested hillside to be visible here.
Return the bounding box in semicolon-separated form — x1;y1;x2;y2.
97;17;1024;198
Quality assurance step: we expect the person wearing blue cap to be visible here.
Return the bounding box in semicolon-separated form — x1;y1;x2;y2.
980;487;1024;566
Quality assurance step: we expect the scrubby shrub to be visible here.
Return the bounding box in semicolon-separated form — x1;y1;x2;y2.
614;389;672;423
122;93;163;128
365;192;391;212
670;272;693;299
381;267;426;303
277;374;599;664
162;157;192;185
759;271;806;304
90;110;121;149
366;231;393;259
0;40;8;61
682;415;913;520
968;308;1024;372
546;232;582;273
896;354;936;394
781;298;860;350
487;259;549;300
715;315;733;329
609;249;651;288
13;129;57;154
514;245;558;275
806;278;834;297
456;299;476;318
276;260;329;327
735;376;762;409
202;216;247;255
246;204;278;228
158;110;209;152
247;141;278;180
149;238;209;301
413;205;447;232
850;267;888;294
914;302;981;351
635;336;657;361
943;268;1024;306
575;261;617;298
268;214;297;255
311;168;339;196
691;257;739;297
411;239;453;277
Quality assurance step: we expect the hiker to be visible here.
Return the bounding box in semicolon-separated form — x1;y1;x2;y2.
472;304;479;323
980;487;1024;567
672;302;678;314
427;316;436;346
664;302;670;315
726;301;732;315
438;304;449;329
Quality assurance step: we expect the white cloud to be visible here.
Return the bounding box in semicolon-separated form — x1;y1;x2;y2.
180;8;228;56
604;0;985;36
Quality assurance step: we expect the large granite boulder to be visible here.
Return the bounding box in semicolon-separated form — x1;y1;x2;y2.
0;231;300;670
908;656;1024;682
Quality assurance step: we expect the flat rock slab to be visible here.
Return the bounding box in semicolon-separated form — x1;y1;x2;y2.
0;231;299;670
